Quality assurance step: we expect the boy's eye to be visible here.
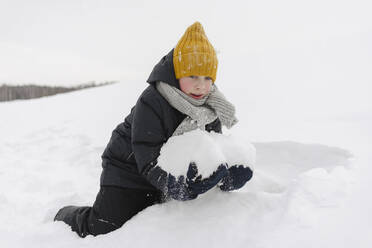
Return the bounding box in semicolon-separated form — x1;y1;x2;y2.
189;75;197;79
205;77;212;81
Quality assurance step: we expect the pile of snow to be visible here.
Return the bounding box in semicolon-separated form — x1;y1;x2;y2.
158;130;256;177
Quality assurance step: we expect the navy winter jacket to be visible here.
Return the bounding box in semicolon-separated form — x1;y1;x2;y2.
100;49;222;191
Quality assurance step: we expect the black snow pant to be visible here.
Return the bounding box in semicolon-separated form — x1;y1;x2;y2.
54;186;162;237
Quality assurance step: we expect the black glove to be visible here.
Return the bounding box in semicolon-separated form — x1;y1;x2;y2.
146;162;228;201
219;165;253;191
186;162;228;195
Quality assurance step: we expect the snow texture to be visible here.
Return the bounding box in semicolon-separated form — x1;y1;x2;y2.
158;129;256;177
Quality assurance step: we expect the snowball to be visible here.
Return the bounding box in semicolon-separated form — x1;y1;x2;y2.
157;130;256;177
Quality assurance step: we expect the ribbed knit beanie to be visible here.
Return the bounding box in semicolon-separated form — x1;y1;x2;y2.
173;22;218;82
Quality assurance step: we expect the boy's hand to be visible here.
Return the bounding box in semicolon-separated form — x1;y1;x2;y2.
186;162;228;195
167;162;228;201
219;165;253;191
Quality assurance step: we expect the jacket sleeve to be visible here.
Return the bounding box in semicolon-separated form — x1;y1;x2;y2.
131;97;167;176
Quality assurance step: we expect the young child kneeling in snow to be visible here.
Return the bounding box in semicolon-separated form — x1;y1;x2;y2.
54;22;253;237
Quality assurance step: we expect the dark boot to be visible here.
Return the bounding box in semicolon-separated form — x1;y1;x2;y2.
54;205;91;237
54;186;161;237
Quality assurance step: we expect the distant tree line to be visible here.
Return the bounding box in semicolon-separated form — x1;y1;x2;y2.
0;81;117;102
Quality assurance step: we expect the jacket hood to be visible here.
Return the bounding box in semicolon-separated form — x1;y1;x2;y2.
146;49;180;89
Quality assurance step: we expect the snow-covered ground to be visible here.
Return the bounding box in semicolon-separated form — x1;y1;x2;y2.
1;81;371;248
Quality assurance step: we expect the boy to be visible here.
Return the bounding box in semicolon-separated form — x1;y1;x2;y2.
54;22;253;237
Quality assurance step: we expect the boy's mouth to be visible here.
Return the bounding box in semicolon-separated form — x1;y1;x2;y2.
190;93;204;99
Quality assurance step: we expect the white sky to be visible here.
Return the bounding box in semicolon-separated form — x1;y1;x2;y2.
0;0;370;83
0;0;371;117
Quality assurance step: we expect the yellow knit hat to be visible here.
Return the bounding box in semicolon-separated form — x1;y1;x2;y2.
173;22;218;82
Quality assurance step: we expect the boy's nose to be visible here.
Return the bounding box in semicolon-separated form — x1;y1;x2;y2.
195;82;203;90
195;78;205;89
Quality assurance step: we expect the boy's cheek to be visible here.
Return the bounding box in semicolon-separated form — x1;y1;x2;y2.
204;83;212;94
181;85;193;94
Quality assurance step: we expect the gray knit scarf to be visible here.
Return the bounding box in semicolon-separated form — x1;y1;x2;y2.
156;81;238;136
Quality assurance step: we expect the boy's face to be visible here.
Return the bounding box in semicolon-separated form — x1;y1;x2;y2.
179;76;213;100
